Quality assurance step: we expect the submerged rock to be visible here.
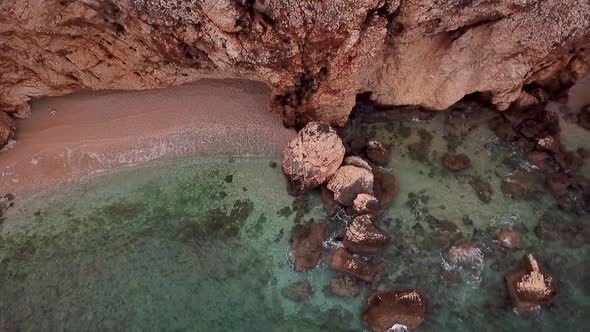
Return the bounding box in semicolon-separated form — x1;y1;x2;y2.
442;153;471;171
362;288;426;332
546;173;571;196
282;122;345;191
373;170;400;209
327;165;374;206
344;215;391;254
526;151;551;170
352;193;380;215
506;254;557;313
444;242;483;267
501;172;543;199
495;228;521;249
327;248;377;283
291;219;327;272
555;151;582;174
469;176;493;203
0;112;16;149
320;186;340;216
329;276;360;297
281;281;313;302
365;140;390;166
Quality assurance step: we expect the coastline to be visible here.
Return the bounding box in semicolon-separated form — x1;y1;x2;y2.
0;79;295;195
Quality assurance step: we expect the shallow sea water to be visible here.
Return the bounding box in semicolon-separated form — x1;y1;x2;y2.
1;102;589;331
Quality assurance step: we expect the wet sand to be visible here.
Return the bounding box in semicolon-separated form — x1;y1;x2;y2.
0;79;295;195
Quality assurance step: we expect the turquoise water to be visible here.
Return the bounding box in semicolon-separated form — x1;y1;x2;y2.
1;104;589;331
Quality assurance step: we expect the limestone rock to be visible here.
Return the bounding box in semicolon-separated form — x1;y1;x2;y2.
352;193;380;215
506;254;557;313
329;276;360;297
281;281;313;302
327;248;377;283
291;219;327;272
361;288;426;332
282;122;345;191
365;140;390;166
0;112;16;149
442;153;471;171
344;214;391;254
327;165;374;206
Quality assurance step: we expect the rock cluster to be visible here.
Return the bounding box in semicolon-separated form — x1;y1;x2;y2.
505;254;557;313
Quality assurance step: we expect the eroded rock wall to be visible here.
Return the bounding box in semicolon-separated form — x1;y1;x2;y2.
1;0;589;131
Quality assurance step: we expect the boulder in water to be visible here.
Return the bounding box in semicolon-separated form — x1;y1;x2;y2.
352;193;380;215
281;281;313;302
344;156;372;171
344;214;391;254
329;276;360;297
442;153;471;171
362;288;426;332
495;228;521;249
282;122;345;191
291;219;327;272
444;242;483;267
505;254;557;313
327;248;377;283
320;186;340;216
373;170;399;209
501;172;543;199
365;140;390;166
327;165;374;206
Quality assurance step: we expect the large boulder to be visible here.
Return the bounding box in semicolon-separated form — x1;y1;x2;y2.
352;193;380;215
0;112;16;149
291;219;327;272
361;288;426;332
344;214;391;254
282;122;345;191
327;248;377;283
505;254;557;313
327;165;374;206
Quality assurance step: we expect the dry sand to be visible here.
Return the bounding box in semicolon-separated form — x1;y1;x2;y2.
0;79;295;195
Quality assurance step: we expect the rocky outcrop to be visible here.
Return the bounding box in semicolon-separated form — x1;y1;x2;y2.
361;288;426;332
1;0;589;128
506;254;557;313
327;165;374;206
327;248;377;283
291;219;327;272
344;214;391;254
282;122;345;191
0;112;15;149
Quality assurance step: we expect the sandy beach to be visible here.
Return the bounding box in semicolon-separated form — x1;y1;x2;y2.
0;79;295;195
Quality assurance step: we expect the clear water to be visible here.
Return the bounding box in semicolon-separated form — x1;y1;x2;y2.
1;103;589;331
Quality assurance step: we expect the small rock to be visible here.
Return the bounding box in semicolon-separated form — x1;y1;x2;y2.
495;228;521;249
546;173;571;196
327;248;377;283
505;254;557;313
501;172;543;199
327;165;374;206
329;276;360;297
361;288;426;332
442;153;471;171
291;220;327;272
365;140;390;166
352;193;380;215
344;214;391;254
281;281;312;302
0;112;16;149
282;122;345;191
373;170;399;209
536;136;559;153
344;156;372;171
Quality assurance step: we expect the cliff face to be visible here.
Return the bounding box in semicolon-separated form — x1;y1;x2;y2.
1;0;589;130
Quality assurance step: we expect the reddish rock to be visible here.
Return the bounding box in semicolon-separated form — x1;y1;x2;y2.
344;215;391;254
344;156;372;171
373;170;399;209
327;248;377;283
291;220;327;272
546;173;571;196
527;151;551;170
555;151;581;173
329;276;360;297
352;193;380;215
327;165;374;206
361;288;426;332
282;122;345;191
506;254;557;313
321;186;339;216
469;176;493;203
0;112;16;149
442;153;471;171
365;140;390;166
495;228;521;249
501;172;543;199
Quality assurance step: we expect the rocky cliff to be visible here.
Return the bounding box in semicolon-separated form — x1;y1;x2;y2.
1;0;589;133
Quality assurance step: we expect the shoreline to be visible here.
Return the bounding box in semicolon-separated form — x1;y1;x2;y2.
0;79;295;196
